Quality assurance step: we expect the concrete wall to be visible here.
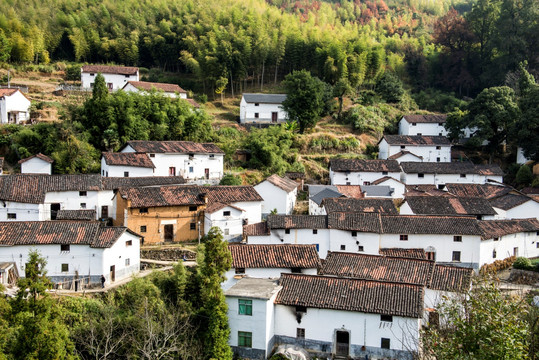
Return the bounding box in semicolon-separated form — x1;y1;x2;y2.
240;98;287;124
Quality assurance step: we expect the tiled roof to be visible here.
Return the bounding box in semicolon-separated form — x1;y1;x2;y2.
125;141;224;154
0;88;18;97
184;98;200;108
379;248;427;259
242;93;287;104
310;188;343;206
56;210;97;221
382;135;451;146
267;215;328;229
402;114;447;124
321;252;434;286
101;176;185;190
243;222;270;237
444;183;512;199
371;176;404;186
275;273;424;318
330;159;401;172
0;221;131;248
430;265;473;292
102;152;155;168
362;185;393;197
388;151;423;160
322;198;398;214
229;244;320;269
477;218;539;240
264;174;298;193
335;185;363;199
489;193;535;210
124;81;186;93
18;153;54;164
404;196;496;216
82;65;138;75
205;202;244;214
327;212;382;233
405;185;453;197
205;186;263;203
380;215;482;235
285;172;305;180
400;162;503;176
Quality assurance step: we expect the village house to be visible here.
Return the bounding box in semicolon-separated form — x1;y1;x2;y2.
488;193;539;220
18;153;53;175
400;196;497;220
114;185;262;244
120;140;224;182
329;159;401;186
400;162;504;186
398;114;448;136
122;81;187;98
239;93;287;124
387;150;424;163
101;152;155;177
81;65;139;91
371;176;406;198
308;186;344;215
254;174;298;216
378;135;452;163
223;244;320;290
0;88;31;124
0;221;141;286
477;219;539;262
321;198;398;215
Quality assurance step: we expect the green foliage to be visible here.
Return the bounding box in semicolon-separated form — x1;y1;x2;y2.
413;89;468;113
342;105;388;136
515;165;534;187
376;72;405;103
0;29;11;63
308;134;359;152
513;257;533;270
515;84;539;162
219;173;242;185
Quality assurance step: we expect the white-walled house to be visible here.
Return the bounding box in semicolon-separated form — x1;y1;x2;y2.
322;198;398;215
223;244;320;290
0;221;141;286
378;135;452;163
81;65;139;91
371;176;406;198
101;152;155;178
204;197;263;242
19;153;53;175
121;140;224;182
309;187;344;215
400;196;497;220
489;193;539;220
387;151;423;163
398;114;447;136
329;159;401;186
400;162;504;186
517;147;532;165
0;88;31;124
239;94;287;124
254;174;298;215
122;81;187;98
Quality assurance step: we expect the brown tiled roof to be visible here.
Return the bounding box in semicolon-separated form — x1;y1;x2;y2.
327;212;382;233
321;252;435;286
125;141;223;154
380;215;482;235
322;198;398;214
285;172;305;180
489;193;535;210
371;176;405;186
379;248;427;259
477;218;539;240
205;186;263;203
401;162;503;176
0;88;18;97
102;152;155;168
330;159;401;173
430;265;473;292
405;185;453;197
243;222;270;237
264;174;298;193
402;114;447;124
444;183;512;199
382;135;451;146
125;81;186;93
388;151;423;160
82;65;138;75
275;273;424;318
0;221;132;248
101;176;185;190
205;202;244;214
56;210;97;221
404;196;496;216
18;153;54;164
267;215;328;229
521;187;539;195
335;185;364;199
229;244;320;269
184;98;200;108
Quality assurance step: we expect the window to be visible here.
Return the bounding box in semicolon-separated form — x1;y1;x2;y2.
351;231;357;237
426;251;436;261
238;332;252;348
297;328;305;339
493;249;497;258
340;245;346;251
124;171;129;177
190;223;196;230
209;154;215;158
315;244;319;251
453;236;462;242
412;123;417;126
125;258;130;266
346;182;351;185
239;299;252;315
460;174;466;178
536;242;539;249
139;226;147;234
296;305;307;313
400;234;408;241
452;251;461;262
436;146;441;150
417;132;422;136
189;166;194;173
438;184;445;190
436;157;440;162
493;237;499;241
149;154;155;158
139;207;148;214
224;228;230;235
418;173;424;178
61;264;69;272
169;167;176;176
285;229;290;234
254;103;259;106
381;338;390;349
254;113;259;118
79;191;87;196
291;267;301;273
382;171;388;175
358;246;364;252
189;206;197;212
223;211;231;216
312;229;318;235
80;203;87;209
90;73;95;76
61;244;70;252
235;267;245;274
363;181;371;185
126;240;133;246
7;213;16;219
381;314;393;322
101;206;109;218
401;145;406;149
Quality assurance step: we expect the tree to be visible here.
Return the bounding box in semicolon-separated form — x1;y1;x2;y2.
281;70;326;133
333;78;353;120
421;277;529;360
515;165;533;186
219;174;242;185
516;84;539;161
376;72;405;103
0;29;11;63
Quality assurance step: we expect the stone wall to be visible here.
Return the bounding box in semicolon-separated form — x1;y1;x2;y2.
141;248;196;261
508;268;539;285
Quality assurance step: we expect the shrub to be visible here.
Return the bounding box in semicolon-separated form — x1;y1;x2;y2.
516;165;533;187
65;65;80;81
270;354;290;360
513;257;533;270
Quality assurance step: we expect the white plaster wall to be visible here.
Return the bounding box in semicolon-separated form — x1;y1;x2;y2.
122;83;184;98
255;181;290;215
392;153;423;163
310;200;326;215
204;206;244;240
100;157;154;177
503;202;539;220
0;91;31;124
378;179;406;198
329;230;381;255
402;173;436;185
274;305;420;353
240;98;287;124
0;202;43;221
97;190;116;219
380;142;450;163
330;170;400;186
44;191;100;219
399;120;447;137
234;201;262;225
399;202;414;215
21;158;52;175
517;147;531;165
272;229;331;259
101;231;141;283
81;72;139;90
479;232;539;267
223;268;317;290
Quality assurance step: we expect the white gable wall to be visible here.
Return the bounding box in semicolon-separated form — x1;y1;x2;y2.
379;140;451;163
101;231;141;283
81;72;139;90
100;157;154;177
223;268;317;290
255;181;294;215
239;97;287;124
399;119;447;136
495;201;539;220
392;152;423;163
330;169;401;186
21;158;52;175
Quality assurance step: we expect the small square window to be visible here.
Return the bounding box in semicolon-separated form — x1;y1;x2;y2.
80;203;87;209
358;246;364;252
460;174;466;178
239;299;252;315
125;258;130;266
453;236;462;242
418;173;424;178
494;237;499;241
149;153;155;158
412;123;417;126
291;267;301;273
400;234;408;241
238;331;252;348
382;171;388;175
452;251;461;262
313;229;318;235
235;267;245;274
436;157;440;162
296;305;307;313
254;113;259;118
363;181;371;185
224;228;230;235
351;231;357;237
297;328;305;339
139;208;148;214
381;314;393;322
492;249;497;258
436;146;441;150
90;73;95;76
189;206;197;212
381;338;390;349
61;263;69;272
340;245;346;250
209;154;215;158
7;213;16;219
223;211;231;216
254;103;259;106
124;171;129;177
79;191;87;196
417;133;422;136
536;242;539;249
190;223;196;230
189;166;194;173
285;229;290;234
401;145;406;149
140;226;147;233
126;240;133;246
61;244;70;252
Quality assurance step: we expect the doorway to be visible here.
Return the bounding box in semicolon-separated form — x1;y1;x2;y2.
109;265;115;282
205;168;209;179
50;203;61;220
164;224;174;242
272;112;278;123
335;330;350;356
